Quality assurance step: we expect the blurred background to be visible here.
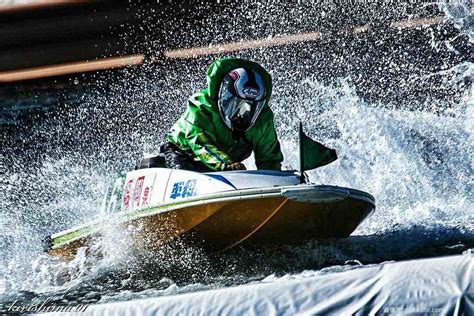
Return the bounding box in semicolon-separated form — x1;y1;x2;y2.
0;0;472;306
1;1;470;123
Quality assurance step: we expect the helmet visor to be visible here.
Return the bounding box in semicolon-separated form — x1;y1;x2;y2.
218;90;265;132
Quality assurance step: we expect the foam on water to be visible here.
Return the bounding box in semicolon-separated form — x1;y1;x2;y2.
2;71;472;305
1;1;473;307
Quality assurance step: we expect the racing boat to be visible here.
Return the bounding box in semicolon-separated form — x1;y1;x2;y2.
45;168;375;259
45;124;375;259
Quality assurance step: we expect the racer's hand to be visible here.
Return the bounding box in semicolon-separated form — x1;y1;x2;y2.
225;162;246;171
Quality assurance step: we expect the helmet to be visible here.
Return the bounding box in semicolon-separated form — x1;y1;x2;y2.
217;68;266;133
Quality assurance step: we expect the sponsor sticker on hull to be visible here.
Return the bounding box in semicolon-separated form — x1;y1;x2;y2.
170;179;197;199
142;186;150;207
123;179;133;209
133;176;145;208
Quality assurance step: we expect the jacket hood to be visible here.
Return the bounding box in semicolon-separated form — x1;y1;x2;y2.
206;58;273;105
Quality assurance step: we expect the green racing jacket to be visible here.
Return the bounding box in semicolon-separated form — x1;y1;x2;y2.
167;58;283;171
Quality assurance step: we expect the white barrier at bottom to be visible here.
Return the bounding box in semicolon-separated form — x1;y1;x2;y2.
41;250;473;315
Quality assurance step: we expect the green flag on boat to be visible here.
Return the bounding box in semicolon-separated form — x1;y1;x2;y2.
299;122;338;177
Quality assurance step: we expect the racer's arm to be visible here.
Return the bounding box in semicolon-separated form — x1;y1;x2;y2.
184;121;234;171
168;93;236;171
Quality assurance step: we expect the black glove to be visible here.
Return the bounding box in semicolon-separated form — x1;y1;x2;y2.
225;162;246;171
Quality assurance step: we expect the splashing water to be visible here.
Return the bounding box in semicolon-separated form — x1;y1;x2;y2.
1;1;473;308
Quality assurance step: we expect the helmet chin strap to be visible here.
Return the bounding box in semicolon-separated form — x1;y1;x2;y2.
231;116;247;138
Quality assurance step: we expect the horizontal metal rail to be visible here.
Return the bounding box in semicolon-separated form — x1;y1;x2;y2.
0;54;144;83
0;16;449;83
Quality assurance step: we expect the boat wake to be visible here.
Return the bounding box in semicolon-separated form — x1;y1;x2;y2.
2;72;471;306
1;1;472;309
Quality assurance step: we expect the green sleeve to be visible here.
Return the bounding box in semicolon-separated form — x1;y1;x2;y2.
252;110;283;171
183;120;233;171
167;93;233;171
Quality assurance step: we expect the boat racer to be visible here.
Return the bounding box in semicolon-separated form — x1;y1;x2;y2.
163;58;284;172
